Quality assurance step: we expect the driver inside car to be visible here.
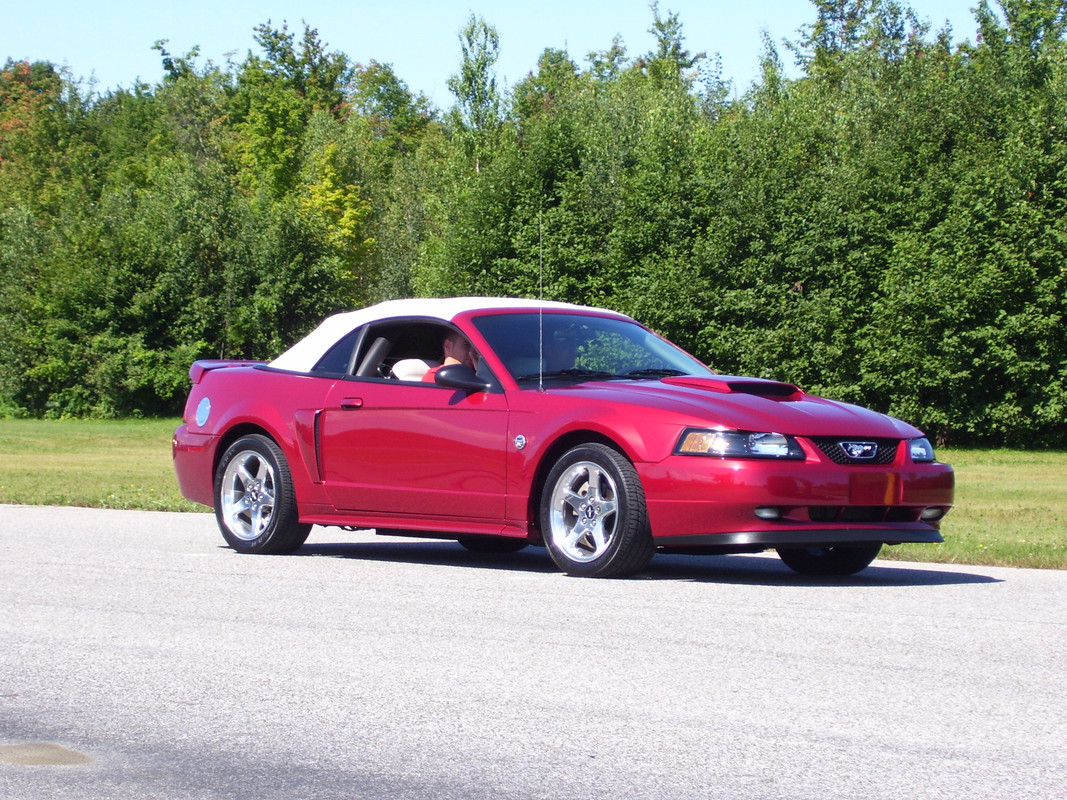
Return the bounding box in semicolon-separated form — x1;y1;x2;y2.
423;331;479;382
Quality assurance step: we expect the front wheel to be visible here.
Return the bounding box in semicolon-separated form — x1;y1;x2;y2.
214;434;311;554
776;543;883;576
541;444;654;578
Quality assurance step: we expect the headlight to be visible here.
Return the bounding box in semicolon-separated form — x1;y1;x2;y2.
909;437;936;463
676;429;805;459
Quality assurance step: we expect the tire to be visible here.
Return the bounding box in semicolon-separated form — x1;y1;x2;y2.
540;444;654;578
457;536;529;554
776;543;883;576
213;434;311;554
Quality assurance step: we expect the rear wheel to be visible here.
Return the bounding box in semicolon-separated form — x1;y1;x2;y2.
541;444;654;578
214;434;311;554
776;543;882;576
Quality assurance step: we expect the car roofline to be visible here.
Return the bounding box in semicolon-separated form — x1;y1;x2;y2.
269;297;630;373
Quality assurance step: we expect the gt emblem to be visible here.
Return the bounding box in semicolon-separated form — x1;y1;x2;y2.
841;441;878;460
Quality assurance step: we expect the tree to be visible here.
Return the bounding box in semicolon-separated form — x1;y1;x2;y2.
2;6;1067;442
229;21;355;196
352;60;433;138
447;14;502;135
644;0;707;82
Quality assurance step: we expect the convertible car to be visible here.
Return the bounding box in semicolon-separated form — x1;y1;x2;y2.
173;297;954;578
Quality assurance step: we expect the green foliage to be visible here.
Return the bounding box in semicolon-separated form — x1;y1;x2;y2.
447;14;502;134
1;4;1066;447
0;24;375;417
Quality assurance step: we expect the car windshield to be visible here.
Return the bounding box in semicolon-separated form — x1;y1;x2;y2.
471;312;712;383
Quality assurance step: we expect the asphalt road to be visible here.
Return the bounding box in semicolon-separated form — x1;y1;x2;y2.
1;505;1064;800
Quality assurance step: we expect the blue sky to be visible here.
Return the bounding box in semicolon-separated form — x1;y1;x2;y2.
5;0;984;108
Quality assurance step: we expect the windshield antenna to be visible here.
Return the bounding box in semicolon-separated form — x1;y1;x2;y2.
539;208;544;392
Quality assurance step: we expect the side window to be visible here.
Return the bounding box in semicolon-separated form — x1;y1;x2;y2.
311;327;364;376
345;321;448;380
386;324;451;380
338;319;500;388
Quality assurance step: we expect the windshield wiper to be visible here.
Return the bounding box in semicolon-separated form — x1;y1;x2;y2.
514;368;615;382
621;368;688;379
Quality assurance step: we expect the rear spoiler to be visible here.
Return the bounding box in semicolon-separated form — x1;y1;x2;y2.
189;360;267;384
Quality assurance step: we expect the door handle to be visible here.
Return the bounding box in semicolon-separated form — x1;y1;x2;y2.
339;397;364;410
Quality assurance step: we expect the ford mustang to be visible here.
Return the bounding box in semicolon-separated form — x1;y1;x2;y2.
172;297;954;577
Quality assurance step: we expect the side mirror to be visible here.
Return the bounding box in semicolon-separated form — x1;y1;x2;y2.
434;363;492;392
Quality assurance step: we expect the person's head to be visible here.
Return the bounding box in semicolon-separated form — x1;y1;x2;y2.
544;329;578;371
442;331;478;369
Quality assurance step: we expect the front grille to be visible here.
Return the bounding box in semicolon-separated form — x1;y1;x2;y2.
811;438;899;465
806;506;922;523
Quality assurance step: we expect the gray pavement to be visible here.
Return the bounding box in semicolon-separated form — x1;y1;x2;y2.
1;504;1064;799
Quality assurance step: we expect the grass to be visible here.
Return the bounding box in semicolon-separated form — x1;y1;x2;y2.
886;449;1066;570
0;418;200;512
0;419;1064;569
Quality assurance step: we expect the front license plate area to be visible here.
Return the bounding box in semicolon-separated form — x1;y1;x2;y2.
849;472;902;505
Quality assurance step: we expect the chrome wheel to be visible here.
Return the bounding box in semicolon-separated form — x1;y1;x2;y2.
540;444;654;577
548;460;620;563
213;434;311;554
219;449;278;542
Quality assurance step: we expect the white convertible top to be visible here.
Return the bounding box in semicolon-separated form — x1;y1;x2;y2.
268;296;625;373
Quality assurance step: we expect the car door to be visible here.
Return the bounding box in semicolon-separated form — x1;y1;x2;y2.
318;368;510;521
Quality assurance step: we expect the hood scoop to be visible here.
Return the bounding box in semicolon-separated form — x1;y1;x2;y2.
662;375;803;399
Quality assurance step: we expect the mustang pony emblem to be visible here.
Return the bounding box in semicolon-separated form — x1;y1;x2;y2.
841;441;879;460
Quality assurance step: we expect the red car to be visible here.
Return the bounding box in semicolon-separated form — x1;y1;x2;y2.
173;298;953;577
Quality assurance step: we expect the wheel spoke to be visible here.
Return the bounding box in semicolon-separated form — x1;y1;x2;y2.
250;504;267;536
565;517;596;551
595;496;617;519
584;465;605;501
585;467;618;517
259;482;276;507
571;519;605;555
562;487;585;516
224;489;248;514
236;460;257;488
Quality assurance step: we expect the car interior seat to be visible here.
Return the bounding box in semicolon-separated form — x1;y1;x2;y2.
391;358;441;381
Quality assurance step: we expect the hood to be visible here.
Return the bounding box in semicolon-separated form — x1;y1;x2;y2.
565;375;921;439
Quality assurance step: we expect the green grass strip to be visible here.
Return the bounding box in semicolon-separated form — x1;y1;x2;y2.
0;418;200;512
0;419;1063;568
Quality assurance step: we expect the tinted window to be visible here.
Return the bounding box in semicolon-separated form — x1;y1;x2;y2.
312;327;363;375
472;312;711;381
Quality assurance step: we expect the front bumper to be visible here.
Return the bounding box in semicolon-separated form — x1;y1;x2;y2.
656;527;943;554
640;453;954;548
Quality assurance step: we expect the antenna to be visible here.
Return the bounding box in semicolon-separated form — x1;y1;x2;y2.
538;208;545;392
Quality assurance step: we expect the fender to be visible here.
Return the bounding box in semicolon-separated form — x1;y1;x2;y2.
500;389;679;527
192;366;338;508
